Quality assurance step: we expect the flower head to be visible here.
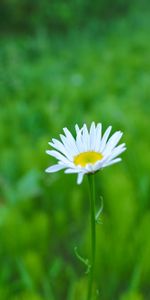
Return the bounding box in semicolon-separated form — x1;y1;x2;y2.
45;122;126;184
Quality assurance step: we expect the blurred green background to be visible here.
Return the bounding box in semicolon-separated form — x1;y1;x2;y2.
0;0;150;299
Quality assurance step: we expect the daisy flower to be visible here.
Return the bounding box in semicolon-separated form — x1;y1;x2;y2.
45;122;126;184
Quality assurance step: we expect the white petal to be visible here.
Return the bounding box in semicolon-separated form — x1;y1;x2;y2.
49;139;73;160
75;124;84;137
76;129;84;152
95;123;102;151
45;164;66;173
99;126;112;152
89;122;96;150
90;122;95;132
58;160;75;168
60;134;75;156
75;124;80;134
65;168;80;174
46;150;69;164
102;131;123;155
85;163;94;172
103;157;122;167
107;145;126;161
82;124;90;151
93;156;110;171
63;127;79;153
60;133;78;156
77;173;84;184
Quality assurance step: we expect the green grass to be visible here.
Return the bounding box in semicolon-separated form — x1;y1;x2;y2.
0;9;150;300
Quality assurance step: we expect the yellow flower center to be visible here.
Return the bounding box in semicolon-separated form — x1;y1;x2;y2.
74;151;103;167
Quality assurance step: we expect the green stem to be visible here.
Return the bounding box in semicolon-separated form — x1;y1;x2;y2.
87;174;96;300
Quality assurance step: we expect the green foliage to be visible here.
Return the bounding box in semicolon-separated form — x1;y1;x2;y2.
0;5;150;300
120;291;144;300
0;0;133;33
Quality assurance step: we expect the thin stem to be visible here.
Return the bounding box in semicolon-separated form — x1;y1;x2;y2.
87;174;96;300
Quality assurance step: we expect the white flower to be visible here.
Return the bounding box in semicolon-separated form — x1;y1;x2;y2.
45;122;126;184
